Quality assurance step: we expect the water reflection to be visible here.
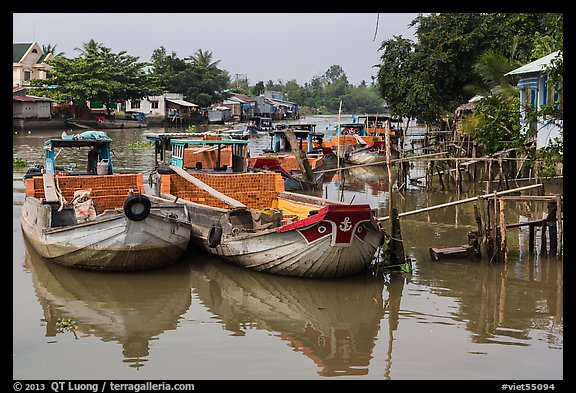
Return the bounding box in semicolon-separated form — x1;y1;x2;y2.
407;244;563;348
188;251;405;377
24;238;192;369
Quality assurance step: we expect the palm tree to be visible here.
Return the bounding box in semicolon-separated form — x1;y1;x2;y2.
188;49;220;68
42;43;64;57
464;43;522;102
74;39;105;56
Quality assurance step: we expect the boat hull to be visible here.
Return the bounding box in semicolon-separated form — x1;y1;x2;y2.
346;148;400;165
177;196;383;278
20;196;191;272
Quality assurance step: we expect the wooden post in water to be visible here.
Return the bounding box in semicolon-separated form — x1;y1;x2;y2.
540;217;548;255
390;207;405;264
529;223;536;254
499;198;507;261
546;201;558;256
385;125;405;262
556;195;563;256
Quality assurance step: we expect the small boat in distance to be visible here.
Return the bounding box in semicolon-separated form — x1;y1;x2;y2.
21;131;191;272
65;111;148;129
246;116;274;133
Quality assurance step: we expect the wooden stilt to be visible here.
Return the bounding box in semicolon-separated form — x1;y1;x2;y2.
546;201;558;256
556;195;563;256
540;218;548;255
499;198;507;259
529;224;535;254
390;207;405;264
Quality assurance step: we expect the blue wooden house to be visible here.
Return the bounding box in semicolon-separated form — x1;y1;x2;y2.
505;50;562;149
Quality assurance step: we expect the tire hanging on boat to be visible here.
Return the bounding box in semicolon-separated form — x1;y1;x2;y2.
207;224;223;248
123;194;151;221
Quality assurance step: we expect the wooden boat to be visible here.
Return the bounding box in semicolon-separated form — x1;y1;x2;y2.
246;116;274;133
152;142;385;278
65;111;148;129
249;127;329;190
21;131;191;272
330;114;401;163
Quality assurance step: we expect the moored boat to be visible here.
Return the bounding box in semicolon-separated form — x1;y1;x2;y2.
330;114;401;163
20;131;191;272
249;126;329;190
246;116;274;133
152;142;385;278
65;111;148;129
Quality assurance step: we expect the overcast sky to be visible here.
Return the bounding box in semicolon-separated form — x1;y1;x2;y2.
13;13;420;86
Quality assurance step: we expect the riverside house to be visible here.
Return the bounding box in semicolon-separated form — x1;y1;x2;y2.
505;50;563;150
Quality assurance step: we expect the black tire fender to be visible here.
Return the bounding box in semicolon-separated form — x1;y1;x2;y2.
123;194;151;221
207;225;223;248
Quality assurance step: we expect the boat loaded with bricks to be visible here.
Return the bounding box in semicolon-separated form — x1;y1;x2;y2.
152;136;385;279
20;131;191;272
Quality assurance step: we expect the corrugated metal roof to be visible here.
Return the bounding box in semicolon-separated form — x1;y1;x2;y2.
505;51;561;76
13;95;53;102
166;98;198;107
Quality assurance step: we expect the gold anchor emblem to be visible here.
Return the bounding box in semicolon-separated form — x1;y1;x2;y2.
339;217;352;232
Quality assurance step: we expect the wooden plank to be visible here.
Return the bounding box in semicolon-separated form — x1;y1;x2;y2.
42;173;59;203
283;129;315;184
169;165;246;209
506;219;545;229
429;245;474;261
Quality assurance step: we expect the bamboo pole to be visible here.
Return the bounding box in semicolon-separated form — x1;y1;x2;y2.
499;198;507;260
377;183;543;222
556;194;563;256
385;124;393;222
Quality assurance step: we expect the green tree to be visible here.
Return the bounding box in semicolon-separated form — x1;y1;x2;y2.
251;81;265;96
375;13;563;127
30;40;160;114
149;47;230;107
377;35;440;126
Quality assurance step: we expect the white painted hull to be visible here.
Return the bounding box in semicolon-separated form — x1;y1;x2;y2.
21;196;191;271
205;226;382;278
346;147;400;165
178;195;384;278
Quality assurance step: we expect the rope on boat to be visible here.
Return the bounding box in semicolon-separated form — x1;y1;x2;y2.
55;175;67;211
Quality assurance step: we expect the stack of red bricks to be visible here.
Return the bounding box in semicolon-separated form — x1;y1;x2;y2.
26;174;144;212
183;147;232;169
161;172;285;209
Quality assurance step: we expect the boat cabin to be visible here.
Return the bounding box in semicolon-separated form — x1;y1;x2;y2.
41;131;114;176
170;138;249;172
266;128;325;154
247;116;274;131
357;114;402;140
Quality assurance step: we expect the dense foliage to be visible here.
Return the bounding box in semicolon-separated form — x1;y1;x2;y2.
149;47;231;108
376;13;563;174
377;13;563;125
29;40;161;113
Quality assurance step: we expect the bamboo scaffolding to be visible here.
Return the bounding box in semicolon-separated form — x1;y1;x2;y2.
377;183;543;222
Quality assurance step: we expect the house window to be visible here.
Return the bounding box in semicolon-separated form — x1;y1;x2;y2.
23;71;31;81
132;100;140;109
151;101;159;109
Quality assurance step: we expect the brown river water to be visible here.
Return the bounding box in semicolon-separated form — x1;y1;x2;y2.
12;115;563;381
